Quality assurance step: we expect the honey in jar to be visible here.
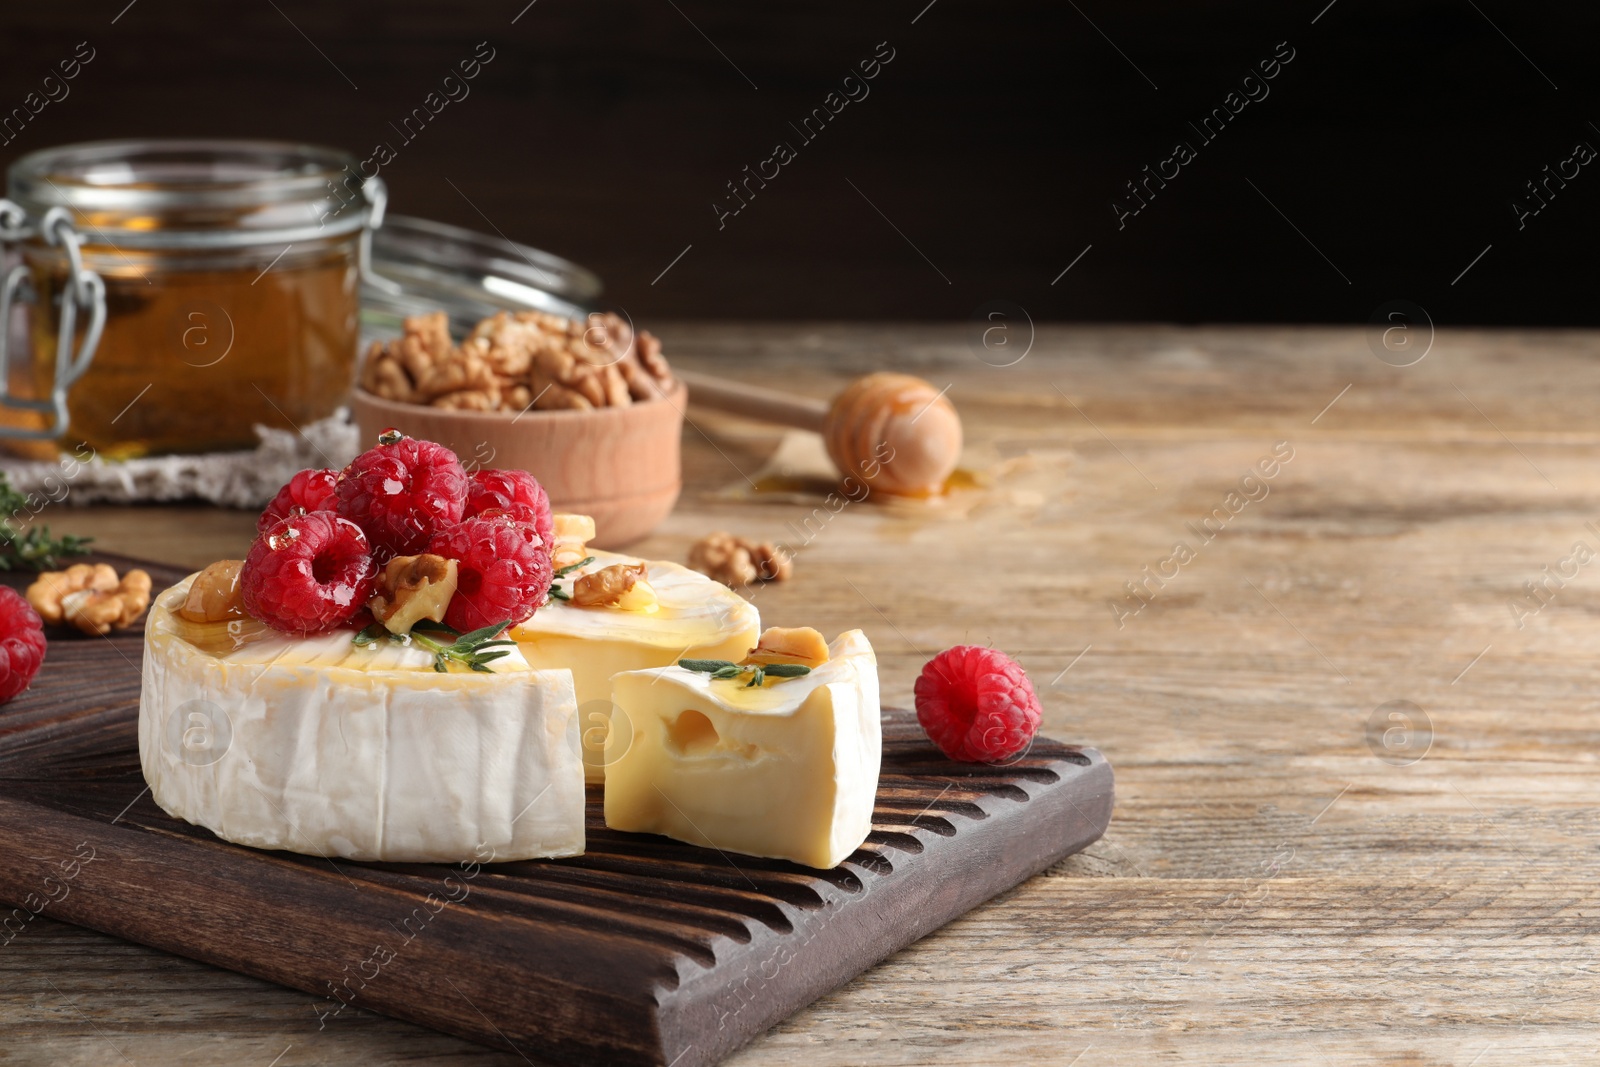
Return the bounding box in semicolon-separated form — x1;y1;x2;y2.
0;140;380;459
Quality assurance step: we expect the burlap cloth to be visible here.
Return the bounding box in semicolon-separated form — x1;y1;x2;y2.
0;412;360;511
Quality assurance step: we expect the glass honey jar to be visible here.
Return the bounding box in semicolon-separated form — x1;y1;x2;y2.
0;140;386;459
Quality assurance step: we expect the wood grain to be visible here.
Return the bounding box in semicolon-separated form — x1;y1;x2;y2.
5;323;1600;1065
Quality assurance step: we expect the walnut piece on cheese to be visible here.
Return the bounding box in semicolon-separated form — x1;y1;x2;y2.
550;513;596;571
369;553;458;633
744;625;830;667
178;559;246;624
570;562;657;611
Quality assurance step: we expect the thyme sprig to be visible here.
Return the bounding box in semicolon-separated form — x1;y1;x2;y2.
0;473;91;570
678;658;812;688
545;556;596;602
354;619;517;673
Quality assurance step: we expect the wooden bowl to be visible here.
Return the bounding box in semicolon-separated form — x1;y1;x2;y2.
351;381;686;548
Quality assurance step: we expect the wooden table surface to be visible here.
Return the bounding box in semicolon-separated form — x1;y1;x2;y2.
5;322;1598;1066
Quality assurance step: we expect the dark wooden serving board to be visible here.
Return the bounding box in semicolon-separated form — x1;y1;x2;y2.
0;555;1113;1067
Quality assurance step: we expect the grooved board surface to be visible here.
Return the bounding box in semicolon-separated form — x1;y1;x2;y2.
0;555;1111;1067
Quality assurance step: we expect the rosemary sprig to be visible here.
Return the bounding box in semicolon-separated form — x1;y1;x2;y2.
678;658;811;688
545;556;596;602
354;619;517;673
0;473;92;570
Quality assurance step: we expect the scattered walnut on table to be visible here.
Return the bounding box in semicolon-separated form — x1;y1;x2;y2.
687;533;792;588
26;562;153;636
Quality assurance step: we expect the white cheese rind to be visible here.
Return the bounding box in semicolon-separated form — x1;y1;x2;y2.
139;578;586;863
513;551;760;781
604;630;881;869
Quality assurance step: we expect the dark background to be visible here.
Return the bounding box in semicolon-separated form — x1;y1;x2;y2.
1;1;1596;323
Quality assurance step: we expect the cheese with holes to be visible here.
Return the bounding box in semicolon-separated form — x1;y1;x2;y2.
138;575;585;863
512;550;760;781
604;630;880;869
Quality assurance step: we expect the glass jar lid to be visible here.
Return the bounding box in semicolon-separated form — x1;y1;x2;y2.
362;214;603;340
7;138;374;249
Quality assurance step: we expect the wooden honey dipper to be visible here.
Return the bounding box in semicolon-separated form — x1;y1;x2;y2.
676;370;963;497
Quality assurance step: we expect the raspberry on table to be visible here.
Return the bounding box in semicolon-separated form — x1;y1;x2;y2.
913;645;1043;763
0;586;46;705
465;469;554;548
428;513;553;632
335;430;468;560
241;512;378;634
258;468;340;532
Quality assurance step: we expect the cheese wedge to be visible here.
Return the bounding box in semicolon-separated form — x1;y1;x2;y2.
604;630;880;869
512;550;760;781
139;576;586;863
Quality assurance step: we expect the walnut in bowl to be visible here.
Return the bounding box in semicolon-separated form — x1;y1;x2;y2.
352;311;684;548
360;310;674;414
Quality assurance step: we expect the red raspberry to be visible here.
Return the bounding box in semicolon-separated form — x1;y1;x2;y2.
335;431;467;560
913;646;1042;763
465;469;553;548
0;587;46;704
428;514;552;632
258;468;340;532
241;512;377;634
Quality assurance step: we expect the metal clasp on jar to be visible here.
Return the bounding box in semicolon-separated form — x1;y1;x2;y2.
0;198;106;441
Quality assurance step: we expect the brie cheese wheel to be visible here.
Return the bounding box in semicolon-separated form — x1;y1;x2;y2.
604;630;880;869
512;550;760;781
139;576;586;863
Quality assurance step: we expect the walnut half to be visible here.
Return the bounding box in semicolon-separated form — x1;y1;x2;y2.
570;562;657;611
179;560;246;623
550;513;596;571
359;309;675;414
744;626;830;668
687;533;792;587
26;563;152;636
369;554;459;634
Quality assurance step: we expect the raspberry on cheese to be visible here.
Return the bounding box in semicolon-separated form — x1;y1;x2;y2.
240;512;376;635
465;468;554;548
334;430;468;561
257;467;339;532
427;512;553;632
